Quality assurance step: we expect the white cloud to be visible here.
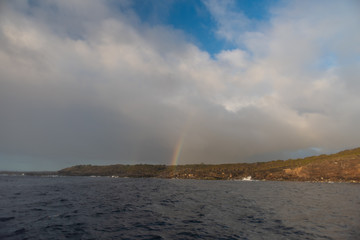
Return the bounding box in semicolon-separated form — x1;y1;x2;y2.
203;0;251;44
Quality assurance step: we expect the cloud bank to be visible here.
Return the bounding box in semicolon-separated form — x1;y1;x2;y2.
0;0;359;170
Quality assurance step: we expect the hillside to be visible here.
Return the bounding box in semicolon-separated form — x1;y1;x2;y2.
58;147;360;182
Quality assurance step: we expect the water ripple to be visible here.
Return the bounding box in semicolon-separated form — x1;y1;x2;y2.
0;176;359;239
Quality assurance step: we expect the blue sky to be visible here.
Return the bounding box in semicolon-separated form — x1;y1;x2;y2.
131;0;222;53
0;0;359;171
129;0;278;55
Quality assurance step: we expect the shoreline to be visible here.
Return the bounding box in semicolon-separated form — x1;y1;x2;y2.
1;172;359;184
3;147;360;183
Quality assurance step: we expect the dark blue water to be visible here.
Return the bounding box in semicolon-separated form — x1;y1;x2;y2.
0;176;359;240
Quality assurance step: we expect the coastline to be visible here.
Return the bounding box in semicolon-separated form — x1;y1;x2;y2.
3;147;360;183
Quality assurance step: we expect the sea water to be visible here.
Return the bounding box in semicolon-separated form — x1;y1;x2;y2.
0;176;359;239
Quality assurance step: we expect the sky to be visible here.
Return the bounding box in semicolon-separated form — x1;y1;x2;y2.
0;0;360;171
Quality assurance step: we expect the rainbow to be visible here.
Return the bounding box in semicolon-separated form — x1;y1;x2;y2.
171;131;186;166
170;113;193;166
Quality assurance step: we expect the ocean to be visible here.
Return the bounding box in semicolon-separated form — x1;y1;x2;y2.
0;176;359;239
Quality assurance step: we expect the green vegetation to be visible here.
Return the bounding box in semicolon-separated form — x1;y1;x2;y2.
58;147;360;182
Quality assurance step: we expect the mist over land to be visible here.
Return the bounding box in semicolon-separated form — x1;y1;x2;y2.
0;1;360;171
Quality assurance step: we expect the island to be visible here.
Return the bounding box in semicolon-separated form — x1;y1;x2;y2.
56;147;360;183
